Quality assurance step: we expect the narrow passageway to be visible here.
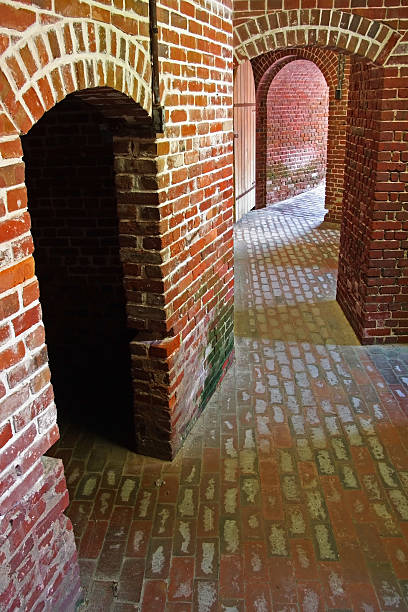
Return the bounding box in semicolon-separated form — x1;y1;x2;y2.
53;186;408;610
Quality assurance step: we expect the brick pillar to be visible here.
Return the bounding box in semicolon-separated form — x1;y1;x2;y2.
337;58;408;343
113;135;174;459
113;128;235;458
324;56;350;225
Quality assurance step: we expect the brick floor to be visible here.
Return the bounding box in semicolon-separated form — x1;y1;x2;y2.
49;184;408;611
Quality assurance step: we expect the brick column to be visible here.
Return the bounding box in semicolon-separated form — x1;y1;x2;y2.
337;58;408;343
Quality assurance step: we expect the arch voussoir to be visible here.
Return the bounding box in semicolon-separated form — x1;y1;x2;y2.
0;19;151;135
234;9;402;66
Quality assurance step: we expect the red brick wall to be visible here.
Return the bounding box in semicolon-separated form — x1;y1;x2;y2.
266;59;328;204
0;0;407;608
0;0;234;608
337;57;408;344
337;57;381;341
135;0;234;459
0;457;80;611
233;2;408;37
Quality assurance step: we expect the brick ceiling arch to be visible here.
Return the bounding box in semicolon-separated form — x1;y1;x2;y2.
0;19;152;136
233;9;402;66
252;47;339;95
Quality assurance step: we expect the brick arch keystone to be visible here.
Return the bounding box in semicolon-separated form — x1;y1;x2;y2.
0;19;152;137
233;9;402;66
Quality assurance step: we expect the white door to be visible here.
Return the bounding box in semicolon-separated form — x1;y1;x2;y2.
233;60;256;222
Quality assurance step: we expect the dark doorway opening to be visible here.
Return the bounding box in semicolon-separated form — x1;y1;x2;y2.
22;94;135;448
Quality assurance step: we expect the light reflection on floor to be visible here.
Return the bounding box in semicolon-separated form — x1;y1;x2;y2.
50;184;408;611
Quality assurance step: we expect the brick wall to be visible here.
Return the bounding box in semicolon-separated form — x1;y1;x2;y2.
265;59;328;204
233;2;407;38
0;0;233;608
21;96;125;337
132;0;234;458
0;456;80;611
337;57;408;344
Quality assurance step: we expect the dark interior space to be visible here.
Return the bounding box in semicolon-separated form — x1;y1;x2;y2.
21;94;135;448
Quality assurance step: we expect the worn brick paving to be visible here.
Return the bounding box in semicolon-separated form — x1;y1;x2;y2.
50;185;408;611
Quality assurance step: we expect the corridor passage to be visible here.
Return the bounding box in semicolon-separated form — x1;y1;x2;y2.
51;185;408;611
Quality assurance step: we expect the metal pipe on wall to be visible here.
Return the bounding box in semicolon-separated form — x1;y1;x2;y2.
149;0;165;133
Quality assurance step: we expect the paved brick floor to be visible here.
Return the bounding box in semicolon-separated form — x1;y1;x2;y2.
50;185;408;611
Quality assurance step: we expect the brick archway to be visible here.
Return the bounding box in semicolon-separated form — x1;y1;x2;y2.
0;19;151;137
233;9;402;66
0;21;161;611
253;47;349;222
233;11;407;344
233;10;402;223
0;18;169;447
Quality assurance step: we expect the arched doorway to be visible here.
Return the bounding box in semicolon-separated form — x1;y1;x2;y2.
235;9;404;343
266;59;329;207
253;47;349;224
21;92;136;447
